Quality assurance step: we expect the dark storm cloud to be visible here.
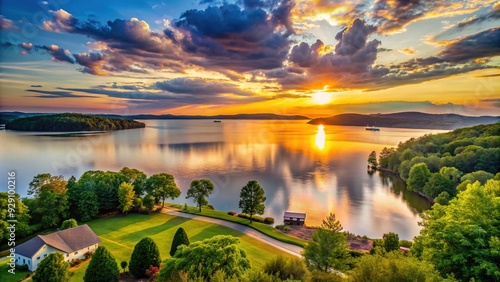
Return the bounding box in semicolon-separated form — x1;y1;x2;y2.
153;77;255;96
174;2;293;72
35;45;75;64
25;89;97;98
438;28;500;63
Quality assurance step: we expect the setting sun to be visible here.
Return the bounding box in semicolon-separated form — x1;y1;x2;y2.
313;92;332;105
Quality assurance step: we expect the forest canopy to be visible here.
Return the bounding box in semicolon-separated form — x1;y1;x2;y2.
5;113;145;131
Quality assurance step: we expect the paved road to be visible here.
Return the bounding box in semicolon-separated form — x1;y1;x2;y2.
162;208;303;257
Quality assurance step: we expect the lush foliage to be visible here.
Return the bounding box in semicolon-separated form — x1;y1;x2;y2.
367;151;378;171
303;213;350;272
348;252;447;282
158;235;250;281
5;113;145;131
129;237;162;278
382;232;399;252
146;173;181;207
120;167;147;196
84;246;120;282
238;180;266;222
118;182;135;214
413;179;500;281
0;193;31;243
169;227;190;257
263;255;308;281
61;218;77;230
32;253;70;282
377;123;499;199
186;179;215;212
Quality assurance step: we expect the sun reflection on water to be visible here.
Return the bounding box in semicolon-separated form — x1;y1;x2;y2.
315;124;325;150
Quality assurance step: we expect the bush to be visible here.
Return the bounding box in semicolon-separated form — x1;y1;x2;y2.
264;217;275;224
227;211;237;216
129;237;161;278
263;255;308;281
17;264;29;271
61;218;78;230
310;270;344;282
399;240;413;248
169;227;190;257
237;213;265;223
206;204;215;210
275;225;291;231
70;259;82;267
84;246;119;282
32;253;70;282
83;251;94;260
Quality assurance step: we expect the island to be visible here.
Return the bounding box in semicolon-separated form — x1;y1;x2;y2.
308;112;500;130
5;113;146;131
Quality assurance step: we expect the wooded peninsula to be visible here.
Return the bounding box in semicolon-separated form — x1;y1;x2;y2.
5;113;145;132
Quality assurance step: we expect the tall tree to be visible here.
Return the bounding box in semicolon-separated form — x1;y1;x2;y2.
159;235;250;281
186;179;214;212
84;246;120;282
33;184;69;228
129;237;161;278
382;232;399;252
32;253;70;282
423;173;455;198
120;167;147;197
238;180;266;223
303;213;350;272
413;179;500;281
118;182;135;214
145;173;181;207
406;163;431;193
28;173;66;195
367;151;378;171
0;193;31;242
60;218;77;230
67;176;99;222
170;227;190;257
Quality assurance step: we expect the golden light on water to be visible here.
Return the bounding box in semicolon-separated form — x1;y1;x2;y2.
315;124;325;150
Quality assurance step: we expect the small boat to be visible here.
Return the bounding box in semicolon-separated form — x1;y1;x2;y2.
213;120;222;123
365;126;380;131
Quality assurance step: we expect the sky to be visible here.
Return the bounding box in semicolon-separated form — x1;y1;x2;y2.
0;0;499;117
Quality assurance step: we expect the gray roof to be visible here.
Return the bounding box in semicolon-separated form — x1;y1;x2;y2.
284;212;306;219
15;224;101;258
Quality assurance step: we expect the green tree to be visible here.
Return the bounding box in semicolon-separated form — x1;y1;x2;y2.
129;237;161;278
32;253;70;282
120;261;128;273
33;184;69;228
60;218;77;230
435;191;450;205
379;147;396;169
28;173;66;195
367;151;378;171
77;170;127;212
67;176;99;222
186;179;215;212
439;166;462;184
238;180;266;223
414;179;500;281
120;167;147;196
84;246;120;282
158;235;250;281
170;227;190;257
460;170;495;184
406;163;431;193
142;194;155;212
303;213;350;272
382;232;399;252
0;193;31;241
145;173;181;207
118;182;135;214
348;252;446;282
423;173;455;198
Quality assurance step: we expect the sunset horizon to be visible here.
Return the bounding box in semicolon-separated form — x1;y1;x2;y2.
1;1;499;117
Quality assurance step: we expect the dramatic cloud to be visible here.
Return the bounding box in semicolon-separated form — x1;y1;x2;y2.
73;52;108;75
173;2;294;72
153;77;255;96
35;45;75;64
455;3;500;30
25;89;97;98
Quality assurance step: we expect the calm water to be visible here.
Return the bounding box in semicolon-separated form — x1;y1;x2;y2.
0;120;446;239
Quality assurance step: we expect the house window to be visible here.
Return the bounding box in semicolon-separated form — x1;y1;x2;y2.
28;260;30;265
44;254;47;258
66;254;69;257
23;259;25;264
74;251;78;255
37;257;40;260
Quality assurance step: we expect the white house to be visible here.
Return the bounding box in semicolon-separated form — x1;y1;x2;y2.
15;224;101;271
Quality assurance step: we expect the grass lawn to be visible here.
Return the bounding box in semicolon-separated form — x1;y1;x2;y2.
0;259;31;282
169;204;307;247
70;213;294;281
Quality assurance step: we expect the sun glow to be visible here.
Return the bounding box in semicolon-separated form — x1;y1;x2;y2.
315;124;325;150
313;92;332;105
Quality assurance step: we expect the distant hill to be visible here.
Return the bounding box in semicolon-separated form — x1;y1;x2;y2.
308;112;500;129
5;113;145;132
0;112;309;124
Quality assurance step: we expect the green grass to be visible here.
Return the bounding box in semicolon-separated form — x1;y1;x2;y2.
70;213;294;281
0;259;31;282
169;204;307;247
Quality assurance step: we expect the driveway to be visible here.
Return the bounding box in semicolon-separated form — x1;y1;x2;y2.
161;208;303;257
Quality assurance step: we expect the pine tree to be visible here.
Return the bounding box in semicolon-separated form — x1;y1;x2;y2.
129;237;161;278
238;180;266;223
84;246;120;282
170;227;190;256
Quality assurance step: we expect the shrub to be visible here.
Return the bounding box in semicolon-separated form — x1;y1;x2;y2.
310;270;344;282
70;259;82;267
237;213;265;223
264;217;275;224
84;246;119;282
169;227;190;257
264;255;308;281
129;237;161;278
16;264;29;271
32;253;70;282
227;210;237;216
61;219;78;230
275;225;291;231
399;240;413;248
83;251;94;260
206;204;215;210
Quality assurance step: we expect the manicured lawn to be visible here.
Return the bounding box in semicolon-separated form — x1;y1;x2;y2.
169;204;307;247
70;213;294;281
0;259;31;282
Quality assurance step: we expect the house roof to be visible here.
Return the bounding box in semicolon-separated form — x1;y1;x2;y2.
284;212;306;219
15;224;101;258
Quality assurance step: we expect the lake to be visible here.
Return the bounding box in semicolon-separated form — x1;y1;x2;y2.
0;120;446;240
